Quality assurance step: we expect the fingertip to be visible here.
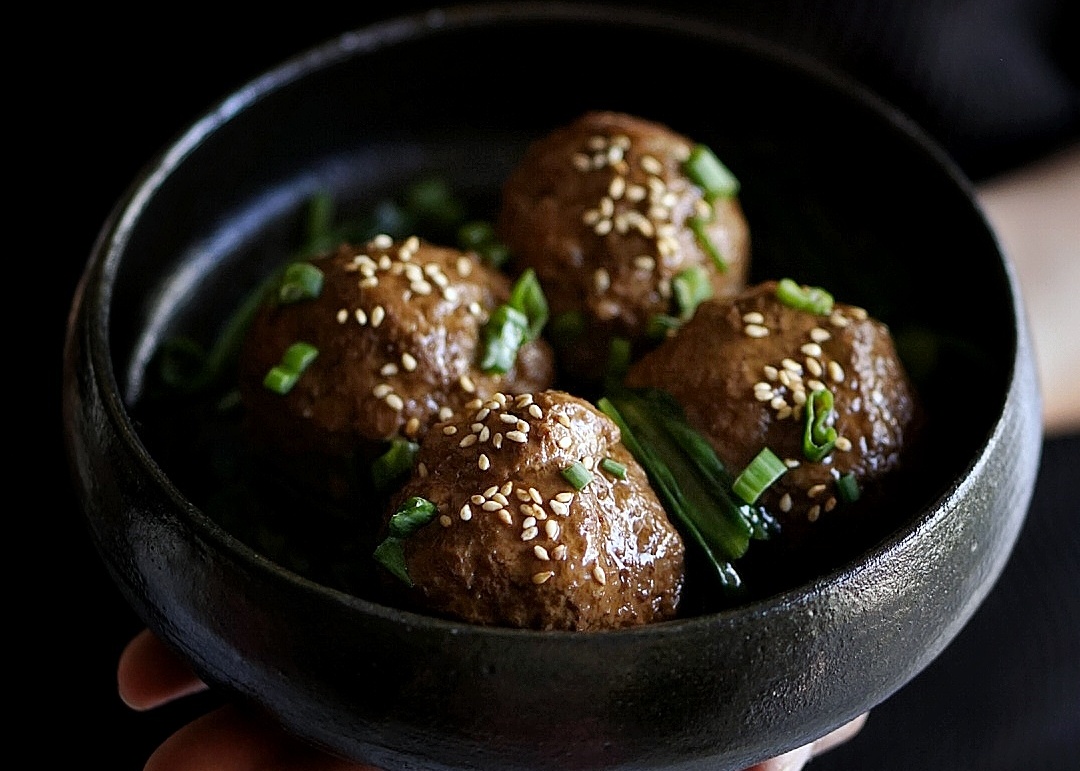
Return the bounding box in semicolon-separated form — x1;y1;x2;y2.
118;628;208;711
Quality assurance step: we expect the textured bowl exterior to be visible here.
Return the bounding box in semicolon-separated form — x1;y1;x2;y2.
62;5;1042;770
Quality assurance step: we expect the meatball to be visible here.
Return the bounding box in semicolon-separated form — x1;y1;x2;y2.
624;280;922;553
497;110;751;384
378;389;686;630
237;234;555;500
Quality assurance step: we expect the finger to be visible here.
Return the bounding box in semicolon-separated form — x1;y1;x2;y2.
743;713;868;771
118;628;208;711
144;704;379;771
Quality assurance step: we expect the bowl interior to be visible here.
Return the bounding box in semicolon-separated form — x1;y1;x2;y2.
84;6;1028;769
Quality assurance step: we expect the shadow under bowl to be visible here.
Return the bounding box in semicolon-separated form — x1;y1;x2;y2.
63;5;1042;770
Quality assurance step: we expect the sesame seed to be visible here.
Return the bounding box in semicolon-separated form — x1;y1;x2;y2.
481;500;502;512
594;219;612;236
850;306;868;320
521;526;538;541
498;413;518;424
830;312;850;328
439;406;454;421
554;492;574;503
763;365;779;381
808;484;827;498
609;176;626;199
459;504;473;521
529;404;543;419
754;389;774;403
478;426;491;443
516;488;532;502
505;430;527;443
557;414;572;428
640;155;663;175
634;255;656;272
782;358;803;373
500;481;513;496
336;309;348;324
354;308;368;325
770;396;788;410
459;374;476;393
482;485;499;497
594;268;611;293
492;492;509;506
478;454;490;471
458;434;478;448
810;327;831;343
372;383;393;399
359;276;378;288
626;184;647;202
405;417;420;436
418;462;428;478
806;358;823;377
439;515;452;527
807;379;826;393
493;433;503;449
592;565;607;585
801;342;823;358
557;436;572;450
385;394;404;411
835;436;852;451
498;510;514;526
443;425;458;435
549;500;570;517
779;493;793;512
370;305;385;327
532;571;554;585
744;324;769;338
829;361;845;383
401;353;418;371
552;545;568;560
372;234;393;249
457;256;473;276
522;516;537;529
534;545;551;561
784;458;801;468
807;505;821;522
380;363;399;377
471;494;487;505
529;487;543;504
545;520;560;539
825;496;838;512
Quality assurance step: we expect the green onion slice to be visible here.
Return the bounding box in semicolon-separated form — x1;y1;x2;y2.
479;305;528;374
837;471;861;503
371;438;420;492
561;461;594;491
508;268;549;341
776;278;834;315
647;313;682;340
373;496;439;587
683;144;740;200
688;215;728;272
599;457;627;480
262;341;318;394
803;388;838;462
732;447;787;505
672;265;713;321
278;262;324;304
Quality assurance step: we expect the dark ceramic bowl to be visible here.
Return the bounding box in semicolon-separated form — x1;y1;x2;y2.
62;4;1042;770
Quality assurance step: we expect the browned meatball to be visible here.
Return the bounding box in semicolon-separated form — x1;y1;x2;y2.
497;110;751;384
237;235;555;499
625;281;922;551
380;389;686;630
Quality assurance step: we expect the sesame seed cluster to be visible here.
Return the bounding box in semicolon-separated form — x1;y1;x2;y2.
333;234;497;438
574;131;703;320
404;391;634;595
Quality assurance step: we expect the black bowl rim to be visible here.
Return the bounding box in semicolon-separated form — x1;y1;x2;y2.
80;1;1031;643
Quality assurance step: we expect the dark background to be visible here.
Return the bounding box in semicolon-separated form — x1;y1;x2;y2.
43;2;1077;768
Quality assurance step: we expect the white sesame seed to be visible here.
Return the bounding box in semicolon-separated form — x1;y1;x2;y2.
807;505;821;522
481;500;502;512
439;406;454;421
557;436;573;450
779;493;793;512
770;396;788;410
549;500;570;517
808;484;827;498
418;462;428;478
592;565;607;585
594;219;612;236
482;485;499;498
594;268;611;293
557;414;572;428
835;436;852;451
370;305;386;327
498;510;514;526
492;493;509;506
401;353;418;371
534;545;551;561
554;492;574;503
443;425;458;436
478;454;490;471
552;545;568;560
459;504;473;521
825;496;838;512
359;276;379;288
784;458;801;468
744;324;769;338
801;342;823;357
380;363;399;377
459;374;476;393
471;494;487;505
459;434;478;448
506;430;528;443
782;358;803;373
372;383;393;398
754;389;774;402
532;570;554;585
743;311;765;325
516;488;531;502
479;426;491;443
405;417;420;437
810;327;831;343
807;379;826;392
640;155;663;175
830;312;850;328
521;526;538;541
545;520;560;539
806;358;823;377
385;394;404;411
354;308;367;325
336;309;348;324
372;234;393;249
763;365;779;381
529;404;543;419
829;361;845;383
439;514;452;527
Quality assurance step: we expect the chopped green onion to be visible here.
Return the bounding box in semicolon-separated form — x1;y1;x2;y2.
373;496;439;587
479;304;528;374
386;496;438;538
803;388;838;462
479;270;549;373
278;262;325;304
647;313;682;340
776;278;834;315
561;461;594;490
599;457;627;480
457;220;510;268
732;447;787;505
837;472;861;503
688;215;727;272
683;144;740;200
371;438;420;492
672;265;713;321
262;341;319;394
405;177;465;228
508;268;549;341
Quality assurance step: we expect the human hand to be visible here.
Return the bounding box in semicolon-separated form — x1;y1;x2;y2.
119;628;865;771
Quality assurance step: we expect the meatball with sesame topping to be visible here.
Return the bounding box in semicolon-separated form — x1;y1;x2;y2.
624;280;923;558
237;235;556;501
375;389;686;630
497;111;751;385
